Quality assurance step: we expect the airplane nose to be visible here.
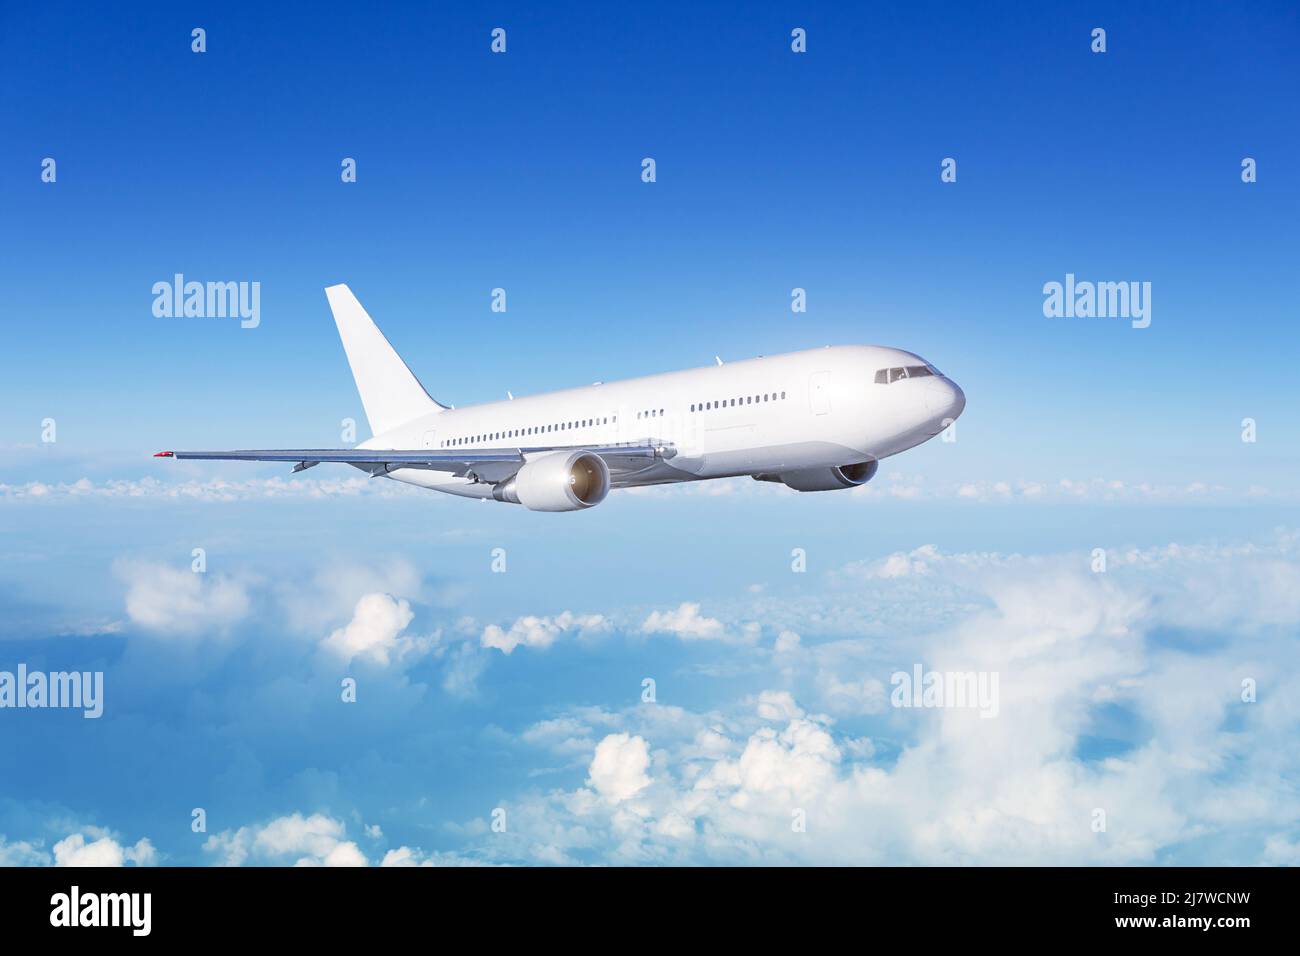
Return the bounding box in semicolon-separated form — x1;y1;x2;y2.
924;378;966;421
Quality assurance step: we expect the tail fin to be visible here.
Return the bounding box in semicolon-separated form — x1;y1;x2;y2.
324;284;444;437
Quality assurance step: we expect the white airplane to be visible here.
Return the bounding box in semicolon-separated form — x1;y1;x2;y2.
156;285;966;511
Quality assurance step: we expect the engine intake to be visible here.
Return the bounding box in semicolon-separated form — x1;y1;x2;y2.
757;460;879;492
493;450;610;512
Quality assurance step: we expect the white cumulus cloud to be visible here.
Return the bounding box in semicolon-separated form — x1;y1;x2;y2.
53;831;157;867
115;559;251;636
321;592;423;666
204;813;366;867
481;611;608;654
587;733;652;803
640;602;726;640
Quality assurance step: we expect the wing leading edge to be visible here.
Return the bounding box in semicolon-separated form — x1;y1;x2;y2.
154;443;672;483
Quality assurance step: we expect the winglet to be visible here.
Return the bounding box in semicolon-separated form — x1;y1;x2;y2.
154;451;174;458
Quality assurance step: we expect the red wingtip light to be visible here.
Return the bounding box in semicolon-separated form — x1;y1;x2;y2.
154;451;174;458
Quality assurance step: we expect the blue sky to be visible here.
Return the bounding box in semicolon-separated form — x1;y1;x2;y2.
1;1;1298;866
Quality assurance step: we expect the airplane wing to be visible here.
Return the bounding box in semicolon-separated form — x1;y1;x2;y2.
154;442;673;484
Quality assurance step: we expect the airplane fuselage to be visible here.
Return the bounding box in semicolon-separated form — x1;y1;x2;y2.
366;344;965;499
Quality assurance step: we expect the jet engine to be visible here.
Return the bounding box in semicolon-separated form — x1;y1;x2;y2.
493;450;610;512
756;460;879;493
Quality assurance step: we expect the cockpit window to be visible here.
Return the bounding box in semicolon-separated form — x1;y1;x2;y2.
874;365;938;384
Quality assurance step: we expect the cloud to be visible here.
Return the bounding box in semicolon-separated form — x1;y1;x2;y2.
379;846;493;867
640;602;726;641
587;733;652;803
278;560;425;636
774;630;801;653
607;472;1291;504
754;690;803;722
17;524;1300;867
4;472;1291;505
202;812;484;867
0;836;48;866
444;532;1300;865
0;475;422;501
115;560;251;635
1263;834;1300;865
52;830;156;867
441;641;490;697
522;716;600;758
321;592;422;666
814;672;888;715
481;611;608;655
204;813;366;867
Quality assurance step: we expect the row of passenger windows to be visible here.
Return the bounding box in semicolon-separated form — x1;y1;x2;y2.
874;365;936;384
442;385;792;447
690;391;786;413
442;416;616;448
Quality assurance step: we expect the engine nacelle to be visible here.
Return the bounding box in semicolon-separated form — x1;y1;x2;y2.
761;460;879;492
493;450;610;512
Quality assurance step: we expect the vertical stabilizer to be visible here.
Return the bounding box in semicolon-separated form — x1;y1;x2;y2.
324;284;443;437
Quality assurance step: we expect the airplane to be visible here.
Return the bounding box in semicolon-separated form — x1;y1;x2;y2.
155;284;966;512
